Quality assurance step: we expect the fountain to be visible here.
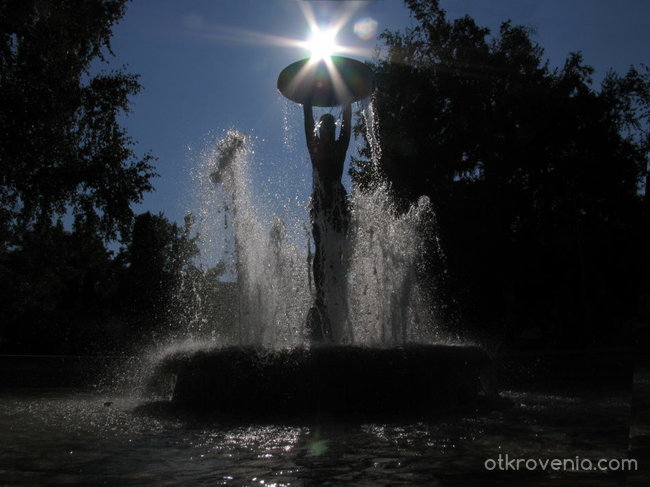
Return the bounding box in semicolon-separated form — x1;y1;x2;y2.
152;54;497;418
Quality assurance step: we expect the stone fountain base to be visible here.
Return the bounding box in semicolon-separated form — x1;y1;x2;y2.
154;344;497;418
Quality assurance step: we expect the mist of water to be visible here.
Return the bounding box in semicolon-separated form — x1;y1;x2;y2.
179;99;440;349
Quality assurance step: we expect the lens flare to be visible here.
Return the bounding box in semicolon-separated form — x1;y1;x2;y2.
353;17;378;40
306;27;339;60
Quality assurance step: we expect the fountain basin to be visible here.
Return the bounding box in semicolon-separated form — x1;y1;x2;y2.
155;345;496;418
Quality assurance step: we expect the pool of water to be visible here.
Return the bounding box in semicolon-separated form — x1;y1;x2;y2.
0;382;641;486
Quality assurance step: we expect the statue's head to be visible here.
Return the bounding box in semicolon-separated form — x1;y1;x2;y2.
318;113;336;143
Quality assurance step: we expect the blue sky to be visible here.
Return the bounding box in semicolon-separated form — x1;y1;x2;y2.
105;0;650;227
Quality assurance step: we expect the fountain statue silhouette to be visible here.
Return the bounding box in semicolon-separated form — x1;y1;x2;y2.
149;55;496;417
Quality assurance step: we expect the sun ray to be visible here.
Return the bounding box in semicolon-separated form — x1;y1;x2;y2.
185;2;374;72
297;1;319;34
191;22;306;50
323;56;353;105
329;2;365;36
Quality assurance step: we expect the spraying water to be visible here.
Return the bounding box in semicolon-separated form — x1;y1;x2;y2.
193;130;312;348
183;100;439;348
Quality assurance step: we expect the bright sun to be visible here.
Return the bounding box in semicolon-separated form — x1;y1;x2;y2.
307;27;339;60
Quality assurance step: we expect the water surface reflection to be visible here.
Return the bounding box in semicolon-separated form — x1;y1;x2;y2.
0;387;634;486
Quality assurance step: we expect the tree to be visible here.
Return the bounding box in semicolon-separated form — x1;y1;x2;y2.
0;211;202;354
116;212;200;347
0;0;155;243
0;218;116;353
0;0;159;354
353;0;650;348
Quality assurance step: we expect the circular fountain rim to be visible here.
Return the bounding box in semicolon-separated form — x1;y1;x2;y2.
156;344;498;419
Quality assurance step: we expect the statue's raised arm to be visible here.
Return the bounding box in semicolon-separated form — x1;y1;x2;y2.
338;103;352;152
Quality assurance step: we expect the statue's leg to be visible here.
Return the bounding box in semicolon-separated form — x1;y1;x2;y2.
307;212;332;343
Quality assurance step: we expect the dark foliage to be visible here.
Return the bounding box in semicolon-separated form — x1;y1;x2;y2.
0;0;156;242
112;212;203;350
353;0;650;349
0;212;205;354
0;1;202;354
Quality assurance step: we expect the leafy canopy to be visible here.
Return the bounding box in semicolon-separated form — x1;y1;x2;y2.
353;0;650;345
0;0;156;242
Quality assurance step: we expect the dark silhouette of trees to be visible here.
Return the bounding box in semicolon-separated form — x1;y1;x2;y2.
353;0;650;349
114;212;201;348
1;218;116;353
0;0;166;354
0;1;239;355
0;0;155;243
0;211;208;354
